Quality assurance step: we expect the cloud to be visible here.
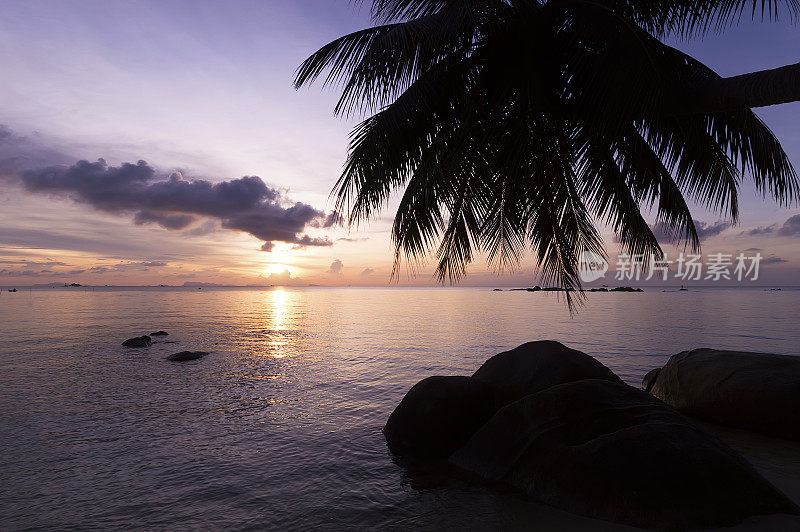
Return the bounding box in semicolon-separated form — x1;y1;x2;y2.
762;256;788;265
253;269;306;286
777;214;800;236
694;221;730;239
88;261;168;274
0;268;49;277
0;127;334;251
743;225;776;236
0;125;72;174
328;259;343;275
742;215;800;237
181;220;218;237
0;258;171;279
361;267;375;277
651;220;729;242
0;260;70;267
289;234;332;250
614;219;729;245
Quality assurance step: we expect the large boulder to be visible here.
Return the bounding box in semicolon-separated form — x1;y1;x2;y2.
122;335;151;348
472;340;621;407
648;348;800;441
383;376;495;458
450;379;798;529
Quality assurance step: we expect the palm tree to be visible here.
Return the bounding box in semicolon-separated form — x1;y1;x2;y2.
295;0;800;306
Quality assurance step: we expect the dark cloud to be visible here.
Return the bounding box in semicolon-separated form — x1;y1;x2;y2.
361;267;374;276
743;225;776;236
614;219;729;245
694;221;730;240
288;234;333;250
777;214;800;236
134;210;197;230
651;220;729;242
0;127;334;251
311;211;338;229
762;256;788;265
10;159;333;250
742;215;800;237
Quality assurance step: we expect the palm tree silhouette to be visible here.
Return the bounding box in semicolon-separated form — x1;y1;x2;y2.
296;0;800;307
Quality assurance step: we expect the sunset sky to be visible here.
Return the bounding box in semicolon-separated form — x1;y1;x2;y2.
1;0;799;287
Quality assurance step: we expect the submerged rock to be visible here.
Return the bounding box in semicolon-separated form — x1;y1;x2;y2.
383;376;495;458
472;340;621;408
449;379;799;530
122;335;151;348
648;348;800;441
166;351;209;362
150;331;169;336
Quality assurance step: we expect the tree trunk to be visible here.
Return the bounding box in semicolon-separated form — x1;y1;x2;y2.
689;62;800;114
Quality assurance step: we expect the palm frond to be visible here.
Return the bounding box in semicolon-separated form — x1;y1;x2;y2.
298;0;799;307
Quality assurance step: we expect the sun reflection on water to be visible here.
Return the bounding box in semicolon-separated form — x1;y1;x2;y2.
266;288;289;358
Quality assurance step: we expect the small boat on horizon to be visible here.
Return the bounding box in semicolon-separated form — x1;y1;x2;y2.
8;288;17;292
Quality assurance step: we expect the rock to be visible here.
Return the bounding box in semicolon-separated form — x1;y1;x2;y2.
150;331;169;336
648;348;800;441
449;379;798;530
383;376;495;458
642;367;661;392
166;351;209;362
122;335;151;347
472;340;622;408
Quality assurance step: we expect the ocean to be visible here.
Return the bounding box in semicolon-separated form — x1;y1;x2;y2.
1;286;798;530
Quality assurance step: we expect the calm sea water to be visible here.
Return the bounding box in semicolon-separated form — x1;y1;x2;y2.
1;286;799;530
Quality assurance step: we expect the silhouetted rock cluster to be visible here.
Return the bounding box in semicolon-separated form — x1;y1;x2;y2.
384;341;799;529
644;348;800;441
120;332;209;363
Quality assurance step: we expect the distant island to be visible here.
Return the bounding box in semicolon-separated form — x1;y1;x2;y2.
494;286;643;293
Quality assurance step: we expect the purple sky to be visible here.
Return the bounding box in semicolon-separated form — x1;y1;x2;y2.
0;0;798;286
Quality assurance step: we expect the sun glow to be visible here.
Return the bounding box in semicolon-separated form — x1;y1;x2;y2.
266;264;292;275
